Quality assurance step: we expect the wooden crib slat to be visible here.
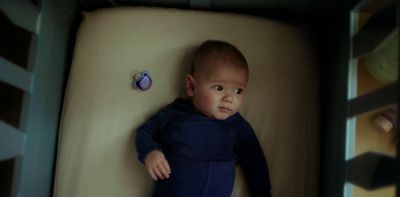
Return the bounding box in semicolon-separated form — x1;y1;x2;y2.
348;81;399;117
0;121;25;161
0;57;32;93
0;0;39;34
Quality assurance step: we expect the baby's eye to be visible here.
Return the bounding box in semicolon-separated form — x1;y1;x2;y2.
235;88;244;95
213;85;224;91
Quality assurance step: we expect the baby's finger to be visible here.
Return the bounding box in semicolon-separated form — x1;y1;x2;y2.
157;162;170;178
147;167;157;180
153;167;165;180
161;159;171;174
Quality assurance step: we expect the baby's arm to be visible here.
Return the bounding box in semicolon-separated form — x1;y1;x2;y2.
236;127;272;197
144;150;171;180
135;106;174;180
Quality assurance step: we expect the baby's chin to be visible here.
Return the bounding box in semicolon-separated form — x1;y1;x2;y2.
196;106;236;120
212;113;235;120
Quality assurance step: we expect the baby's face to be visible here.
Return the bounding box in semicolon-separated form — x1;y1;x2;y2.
187;58;248;120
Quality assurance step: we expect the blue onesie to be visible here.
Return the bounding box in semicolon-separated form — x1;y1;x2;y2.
135;98;271;197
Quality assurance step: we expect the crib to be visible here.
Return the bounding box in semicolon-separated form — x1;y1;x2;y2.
1;0;399;197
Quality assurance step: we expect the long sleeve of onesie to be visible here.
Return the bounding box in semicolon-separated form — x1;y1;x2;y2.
235;125;272;197
135;104;173;163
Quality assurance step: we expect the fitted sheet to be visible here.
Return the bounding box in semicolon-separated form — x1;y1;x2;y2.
54;7;319;197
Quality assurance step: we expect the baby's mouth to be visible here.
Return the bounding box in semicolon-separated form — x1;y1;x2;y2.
218;106;232;113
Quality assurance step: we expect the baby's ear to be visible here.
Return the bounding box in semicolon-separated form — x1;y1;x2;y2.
186;74;195;97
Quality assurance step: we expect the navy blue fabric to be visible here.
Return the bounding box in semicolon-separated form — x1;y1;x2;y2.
135;98;271;197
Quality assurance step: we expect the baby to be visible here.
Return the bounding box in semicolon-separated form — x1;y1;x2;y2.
135;40;271;197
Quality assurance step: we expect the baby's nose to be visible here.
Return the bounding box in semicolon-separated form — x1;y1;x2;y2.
222;93;233;103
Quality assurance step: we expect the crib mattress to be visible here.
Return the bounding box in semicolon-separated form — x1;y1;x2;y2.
54;7;319;197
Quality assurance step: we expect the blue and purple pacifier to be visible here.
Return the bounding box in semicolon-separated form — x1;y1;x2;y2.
132;71;152;91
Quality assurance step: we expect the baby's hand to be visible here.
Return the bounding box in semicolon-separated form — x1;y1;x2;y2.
144;150;171;180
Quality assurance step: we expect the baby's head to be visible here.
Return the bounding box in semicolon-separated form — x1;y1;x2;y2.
186;40;248;120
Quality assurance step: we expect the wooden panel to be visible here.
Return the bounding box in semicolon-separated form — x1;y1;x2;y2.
17;0;74;196
352;54;396;197
319;18;351;197
56;0;79;19
349;81;398;117
352;0;395;12
0;0;39;33
0;158;16;197
0;121;25;161
352;6;396;58
0;81;25;128
346;152;396;189
0;11;33;70
0;58;32;92
189;0;211;8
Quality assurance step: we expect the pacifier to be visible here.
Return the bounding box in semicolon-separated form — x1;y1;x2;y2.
132;71;152;91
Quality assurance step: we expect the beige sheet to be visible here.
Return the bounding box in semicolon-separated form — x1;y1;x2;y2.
54;7;319;197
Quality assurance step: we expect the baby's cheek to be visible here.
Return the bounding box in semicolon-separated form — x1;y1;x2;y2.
194;93;215;112
199;96;215;110
234;98;244;111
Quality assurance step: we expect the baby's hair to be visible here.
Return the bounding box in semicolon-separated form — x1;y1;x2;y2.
190;40;248;76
